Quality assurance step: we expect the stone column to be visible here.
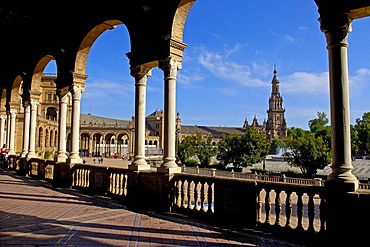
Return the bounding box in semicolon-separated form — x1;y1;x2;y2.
320;13;358;191
128;65;151;171
158;57;181;173
0;115;5;147
27;100;38;158
6;112;10;148
69;85;83;163
7;109;17;155
21;101;31;157
56;88;69;162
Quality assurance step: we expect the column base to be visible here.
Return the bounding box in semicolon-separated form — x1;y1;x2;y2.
55;157;67;163
69;157;82;164
26;152;37;159
128;163;151;171
326;164;359;192
157;166;181;174
55;152;68;163
325;178;359;192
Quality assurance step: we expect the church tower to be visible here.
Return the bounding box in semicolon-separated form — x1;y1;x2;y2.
266;66;287;139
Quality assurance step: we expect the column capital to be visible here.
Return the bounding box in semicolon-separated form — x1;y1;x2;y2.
57;86;70;98
70;85;84;101
22;98;30;109
130;65;152;80
9;109;17;116
319;13;352;47
30;100;39;110
159;57;182;79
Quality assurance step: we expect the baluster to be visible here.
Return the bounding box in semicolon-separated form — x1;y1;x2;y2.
189;181;194;209
109;173;113;193
202;182;207;212
285;190;292;229
72;171;75;186
176;180;182;207
274;189;282;227
193;181;198;210
112;173;116;194
296;191;304;231
198;181;203;211
182;180;188;209
195;181;201;211
207;182;213;214
307;191;316;233
123;174;128;196
256;188;262;224
319;194;326;233
86;170;91;188
82;169;86;187
265;188;271;224
77;169;81;186
119;173;124;195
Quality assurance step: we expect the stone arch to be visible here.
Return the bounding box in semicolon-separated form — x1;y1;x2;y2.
80;132;90;157
171;0;197;42
75;20;126;75
10;76;23;107
30;55;55;95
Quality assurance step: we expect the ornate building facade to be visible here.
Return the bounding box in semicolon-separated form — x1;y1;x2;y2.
243;68;287;140
6;68;287;160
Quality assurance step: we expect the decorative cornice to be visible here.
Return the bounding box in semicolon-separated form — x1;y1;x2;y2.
170;39;187;52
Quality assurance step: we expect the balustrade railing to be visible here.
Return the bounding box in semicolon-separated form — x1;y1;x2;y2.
4;156;370;245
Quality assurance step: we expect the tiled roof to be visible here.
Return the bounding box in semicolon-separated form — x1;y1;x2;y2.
180;125;245;137
80;113;130;126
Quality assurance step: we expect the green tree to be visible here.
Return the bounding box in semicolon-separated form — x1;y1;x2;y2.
350;125;359;158
308;111;331;147
177;136;195;165
193;132;217;167
270;138;287;154
283;130;331;177
353;112;370;156
217;128;270;169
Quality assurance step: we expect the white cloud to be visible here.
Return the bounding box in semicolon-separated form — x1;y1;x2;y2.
349;68;370;91
177;71;204;88
281;72;329;95
197;49;268;87
271;31;296;43
83;80;134;100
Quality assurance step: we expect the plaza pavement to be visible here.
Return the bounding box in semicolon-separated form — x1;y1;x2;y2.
0;165;303;246
1;156;366;246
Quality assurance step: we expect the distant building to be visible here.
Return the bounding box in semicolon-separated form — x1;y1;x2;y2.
243;67;287;140
11;68;287;159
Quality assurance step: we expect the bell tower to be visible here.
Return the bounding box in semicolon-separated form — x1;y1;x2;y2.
266;65;287;139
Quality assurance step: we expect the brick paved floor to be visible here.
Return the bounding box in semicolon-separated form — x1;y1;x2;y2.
0;168;304;247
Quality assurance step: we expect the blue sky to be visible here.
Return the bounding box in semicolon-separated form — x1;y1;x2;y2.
46;1;370;130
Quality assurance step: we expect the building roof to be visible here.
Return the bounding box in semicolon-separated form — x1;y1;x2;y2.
80;113;130;128
180;125;245;137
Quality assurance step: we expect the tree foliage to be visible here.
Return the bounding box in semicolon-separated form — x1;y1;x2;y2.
353;112;370;156
177;136;196;165
193;132;217;167
283;128;331;177
217;128;270;168
308;111;331;147
178;132;217;167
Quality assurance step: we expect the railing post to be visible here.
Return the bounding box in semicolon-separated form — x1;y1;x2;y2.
314;178;323;186
211;168;216;177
